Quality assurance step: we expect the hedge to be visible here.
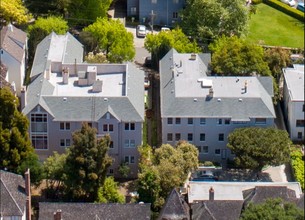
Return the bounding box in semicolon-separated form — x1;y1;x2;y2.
263;0;304;22
290;147;304;191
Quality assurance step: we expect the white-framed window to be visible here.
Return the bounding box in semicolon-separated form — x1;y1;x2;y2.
152;0;157;3
175;118;181;124
175;133;181;141
297;132;303;139
296;120;304;127
125;122;135;130
60;122;70;130
167;133;173;141
187;133;193;142
109;169;114;174
215;149;221;155
167;118;173;125
200;133;206;142
202;146;208;154
31;135;48;149
103;124;113;132
255;118;266;124
125;139;136;148
31;113;48;132
130;7;137;15
224;118;231;125
60;139;71;147
173;12;178;19
200;118;206;125
188;118;193;125
217;119;222;125
124;156;135;164
219;133;224;141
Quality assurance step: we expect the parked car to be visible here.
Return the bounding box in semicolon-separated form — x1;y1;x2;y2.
136;25;147;38
281;0;296;7
297;2;304;12
161;27;170;32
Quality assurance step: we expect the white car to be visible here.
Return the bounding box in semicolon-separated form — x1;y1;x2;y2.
281;0;296;7
136;25;146;38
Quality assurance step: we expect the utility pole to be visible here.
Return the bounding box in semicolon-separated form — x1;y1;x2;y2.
150;10;156;33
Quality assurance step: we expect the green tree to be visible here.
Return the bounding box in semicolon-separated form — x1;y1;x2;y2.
0;87;42;183
67;0;112;25
209;35;271;76
85;52;108;63
137;143;198;210
27;16;69;66
144;28;200;69
97;176;125;203
83;18;135;63
227;127;291;172
0;0;32;24
25;0;71;17
240;198;304;220
64;123;112;202
180;0;249;42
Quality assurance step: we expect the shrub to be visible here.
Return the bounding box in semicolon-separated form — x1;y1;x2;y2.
290;147;304;190
264;0;304;22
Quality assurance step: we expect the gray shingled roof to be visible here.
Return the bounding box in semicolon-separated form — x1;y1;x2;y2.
158;189;190;220
191;200;243;220
63;32;84;63
38;202;151;220
160;49;275;119
0;170;27;217
0;24;27;63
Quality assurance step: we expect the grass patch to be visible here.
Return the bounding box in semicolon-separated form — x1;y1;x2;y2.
247;3;304;48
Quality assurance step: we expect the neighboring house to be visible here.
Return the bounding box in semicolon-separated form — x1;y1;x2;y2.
0;170;31;220
21;32;145;178
0;24;27;96
127;0;186;27
159;49;276;163
282;64;304;142
39;202;151;220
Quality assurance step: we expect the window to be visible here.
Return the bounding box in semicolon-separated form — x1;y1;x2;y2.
175;133;181;141
200;118;206;125
173;12;178;19
109;141;114;149
200;133;206;142
31;135;48;149
167;133;173;141
217;119;222;125
125;139;136;148
296;120;304;127
167;118;173;125
255;118;266;124
109;169;114;174
202;146;208;154
152;0;157;3
187;133;193;142
66;139;71;146
130;7;137;15
219;133;224;141
60;139;71;147
103;124;113;132
60;122;70;130
224;119;231;125
175;118;181;124
60;139;65;147
215;149;221;155
125;123;135;130
124;156;135;164
297;132;303;139
303;104;305;112
188;118;193;125
31;113;47;132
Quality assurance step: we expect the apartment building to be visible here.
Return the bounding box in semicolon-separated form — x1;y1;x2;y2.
22;32;144;178
282;64;304;142
160;49;276;163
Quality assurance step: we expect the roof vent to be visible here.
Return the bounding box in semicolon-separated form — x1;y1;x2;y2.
194;98;198;102
190;53;196;60
217;98;221;102
63;97;67;101
104;98;108;102
238;98;243;102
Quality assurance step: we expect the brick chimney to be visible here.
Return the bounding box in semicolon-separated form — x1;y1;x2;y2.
209;187;214;201
25;169;31;220
54;210;62;220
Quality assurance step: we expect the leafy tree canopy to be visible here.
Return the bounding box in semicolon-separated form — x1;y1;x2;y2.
97;176;125;204
227;127;291;171
180;0;249;42
240;198;304;220
137;142;198;210
83;18;135;63
144;28;200;68
0;87;42;183
0;0;32;24
209;35;271;76
63;123;112;202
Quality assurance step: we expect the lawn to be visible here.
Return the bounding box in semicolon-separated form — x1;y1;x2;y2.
247;3;304;48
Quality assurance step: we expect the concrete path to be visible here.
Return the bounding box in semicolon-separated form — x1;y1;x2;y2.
262;165;288;182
